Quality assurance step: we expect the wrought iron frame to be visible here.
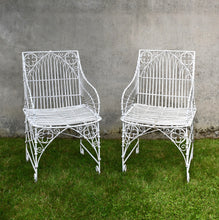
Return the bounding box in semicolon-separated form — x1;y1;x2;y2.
23;50;101;181
121;50;196;182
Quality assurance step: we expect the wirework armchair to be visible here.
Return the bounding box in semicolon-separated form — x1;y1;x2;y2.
121;50;196;182
22;50;101;181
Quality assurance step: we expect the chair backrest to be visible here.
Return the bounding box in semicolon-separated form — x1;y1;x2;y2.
137;50;195;108
22;50;81;109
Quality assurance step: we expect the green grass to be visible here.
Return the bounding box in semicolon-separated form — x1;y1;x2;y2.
0;138;218;219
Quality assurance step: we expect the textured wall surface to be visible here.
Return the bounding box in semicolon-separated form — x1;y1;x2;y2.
0;0;218;137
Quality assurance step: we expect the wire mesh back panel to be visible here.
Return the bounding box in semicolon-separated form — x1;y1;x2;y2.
23;51;81;109
137;50;195;108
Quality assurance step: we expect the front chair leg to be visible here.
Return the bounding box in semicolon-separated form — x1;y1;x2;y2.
121;125;127;172
80;139;84;155
122;158;127;172
25;143;29;162
185;127;194;183
95;133;101;174
33;139;38;182
136;138;139;154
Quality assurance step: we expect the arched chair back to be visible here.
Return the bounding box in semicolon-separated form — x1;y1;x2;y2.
137;50;195;109
23;51;81;109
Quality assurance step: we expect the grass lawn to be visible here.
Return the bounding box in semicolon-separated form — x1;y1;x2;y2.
0;138;218;219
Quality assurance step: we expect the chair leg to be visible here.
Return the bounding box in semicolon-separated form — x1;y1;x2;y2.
25;132;29;162
185;125;194;182
95;137;101;174
136;138;139;154
122;141;127;172
95;125;101;174
25;123;39;182
25;120;29;162
33;129;38;182
80;139;84;155
121;123;127;172
26;144;29;162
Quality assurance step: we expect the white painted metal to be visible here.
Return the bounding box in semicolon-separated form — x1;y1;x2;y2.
22;50;101;181
121;49;196;182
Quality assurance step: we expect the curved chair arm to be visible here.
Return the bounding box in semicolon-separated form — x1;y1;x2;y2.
23;71;34;109
121;70;138;115
187;85;196;117
79;68;100;115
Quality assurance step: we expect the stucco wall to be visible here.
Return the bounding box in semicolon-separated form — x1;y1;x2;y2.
0;0;218;138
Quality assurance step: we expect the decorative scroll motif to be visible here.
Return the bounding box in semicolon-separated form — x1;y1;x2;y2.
180;52;195;73
65;52;79;69
24;53;38;68
25;122;101;182
180;52;194;66
140;51;152;64
122;123;153;149
37;128;61;144
139;50;195;77
74;123;101;172
122;123;191;162
76;124;98;140
74;123;100;160
121;123;194;182
162;128;187;152
23;51;79;73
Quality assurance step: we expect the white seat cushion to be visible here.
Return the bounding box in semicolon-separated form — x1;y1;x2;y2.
121;104;196;127
24;104;101;128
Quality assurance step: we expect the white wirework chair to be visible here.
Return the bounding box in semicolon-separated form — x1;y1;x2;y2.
121;50;196;182
22;50;101;181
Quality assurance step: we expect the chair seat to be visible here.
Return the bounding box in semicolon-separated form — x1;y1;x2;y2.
24;104;101;128
121;104;196;127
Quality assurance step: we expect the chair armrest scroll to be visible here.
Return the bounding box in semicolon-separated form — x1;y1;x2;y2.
121;72;138;115
79;71;100;115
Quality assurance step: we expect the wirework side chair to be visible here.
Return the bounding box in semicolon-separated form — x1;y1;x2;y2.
121;50;196;182
22;50;101;181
